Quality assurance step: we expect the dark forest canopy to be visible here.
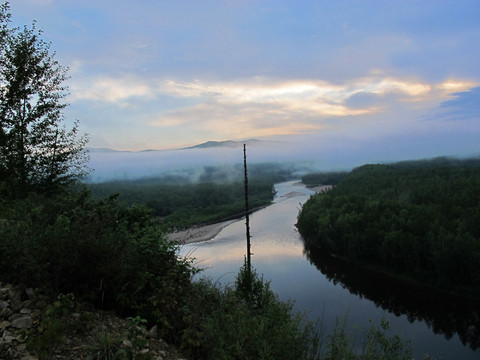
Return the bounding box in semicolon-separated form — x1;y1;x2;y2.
298;156;480;298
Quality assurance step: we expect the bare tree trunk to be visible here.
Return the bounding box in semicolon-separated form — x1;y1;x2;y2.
50;128;59;186
244;144;252;273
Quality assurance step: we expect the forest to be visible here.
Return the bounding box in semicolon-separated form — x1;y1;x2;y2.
297;157;480;298
87;162;303;230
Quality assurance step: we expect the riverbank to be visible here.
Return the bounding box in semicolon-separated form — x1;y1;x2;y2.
166;219;236;244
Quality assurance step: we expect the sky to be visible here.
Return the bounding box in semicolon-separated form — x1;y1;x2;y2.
8;0;480;171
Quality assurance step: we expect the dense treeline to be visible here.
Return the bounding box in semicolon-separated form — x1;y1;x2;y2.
87;162;303;229
302;171;348;186
298;158;480;297
89;179;273;229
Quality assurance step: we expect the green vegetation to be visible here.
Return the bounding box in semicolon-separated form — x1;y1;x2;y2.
298;158;480;298
87;161;306;230
302;171;348;187
0;175;417;359
0;190;195;338
0;188;416;359
88;177;273;230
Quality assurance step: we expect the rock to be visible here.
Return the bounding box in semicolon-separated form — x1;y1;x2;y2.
0;286;10;295
8;312;24;321
122;338;133;348
22;299;36;308
3;334;16;343
0;306;13;318
10;299;23;311
16;342;27;352
0;283;191;360
8;313;24;321
25;288;35;300
0;320;11;330
11;316;32;329
21;355;38;360
147;324;158;338
0;300;9;310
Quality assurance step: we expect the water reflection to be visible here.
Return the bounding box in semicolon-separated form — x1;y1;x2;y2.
303;241;480;350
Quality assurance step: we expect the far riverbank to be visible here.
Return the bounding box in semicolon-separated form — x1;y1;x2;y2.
167;182;331;244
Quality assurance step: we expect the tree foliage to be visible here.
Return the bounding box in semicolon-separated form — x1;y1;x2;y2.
301;171;348;187
86;162;292;230
298;158;480;297
0;190;196;340
0;2;88;197
89;178;274;229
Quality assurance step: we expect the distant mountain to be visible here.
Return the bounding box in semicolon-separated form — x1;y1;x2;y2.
87;147;131;153
182;139;262;150
88;139;267;153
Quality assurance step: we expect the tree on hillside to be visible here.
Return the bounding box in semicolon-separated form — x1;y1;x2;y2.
0;2;89;197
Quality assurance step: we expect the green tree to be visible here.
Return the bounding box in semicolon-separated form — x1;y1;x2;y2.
0;3;88;197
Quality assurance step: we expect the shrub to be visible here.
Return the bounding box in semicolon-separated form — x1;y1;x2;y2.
0;190;196;338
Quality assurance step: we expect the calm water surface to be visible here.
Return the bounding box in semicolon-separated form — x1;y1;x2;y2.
179;181;480;360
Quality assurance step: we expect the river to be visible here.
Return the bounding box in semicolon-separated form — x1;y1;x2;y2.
179;181;480;359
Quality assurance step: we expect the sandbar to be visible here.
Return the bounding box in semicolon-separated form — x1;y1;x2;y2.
167;219;236;244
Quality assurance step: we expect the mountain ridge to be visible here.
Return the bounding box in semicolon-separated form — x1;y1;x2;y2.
88;139;266;153
181;139;261;149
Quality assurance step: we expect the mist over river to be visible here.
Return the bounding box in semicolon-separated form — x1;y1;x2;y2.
179;181;479;360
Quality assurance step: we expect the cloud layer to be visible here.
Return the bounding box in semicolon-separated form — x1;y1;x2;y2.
68;73;477;148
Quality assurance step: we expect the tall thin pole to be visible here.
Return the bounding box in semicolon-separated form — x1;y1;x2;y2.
243;144;252;271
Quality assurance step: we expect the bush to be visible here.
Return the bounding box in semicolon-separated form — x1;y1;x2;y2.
0;190;196;338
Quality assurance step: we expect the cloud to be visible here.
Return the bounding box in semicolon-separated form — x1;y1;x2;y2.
148;76;477;137
68;71;478;148
70;75;155;105
159;76;473;106
437;86;480;121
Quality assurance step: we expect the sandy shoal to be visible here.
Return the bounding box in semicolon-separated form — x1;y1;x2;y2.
166;220;236;244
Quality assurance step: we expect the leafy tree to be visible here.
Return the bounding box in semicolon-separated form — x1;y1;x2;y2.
0;2;88;197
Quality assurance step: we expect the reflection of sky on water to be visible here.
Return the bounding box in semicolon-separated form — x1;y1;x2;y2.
179;181;479;360
180;181;310;273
